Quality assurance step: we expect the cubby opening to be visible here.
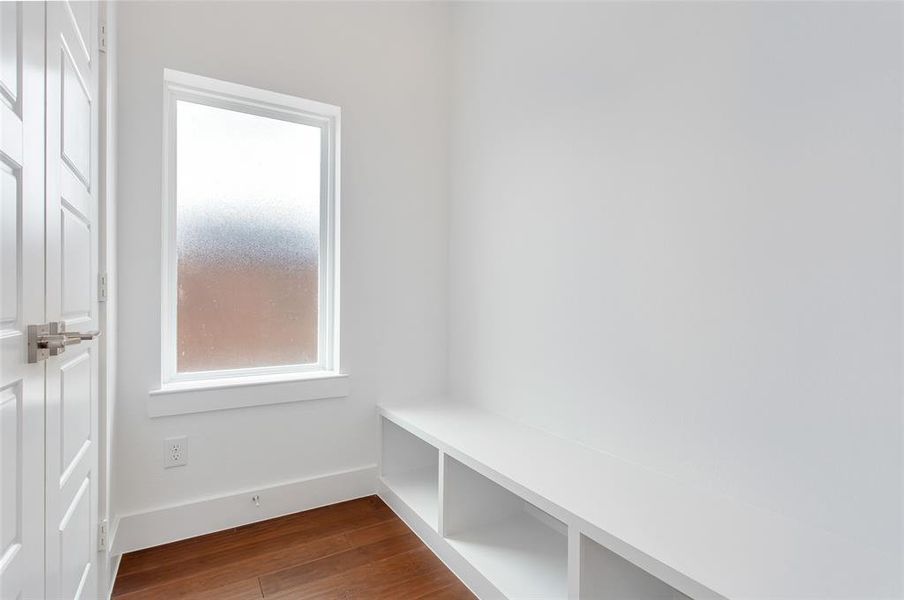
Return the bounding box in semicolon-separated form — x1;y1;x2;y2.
442;455;568;599
380;418;440;529
580;535;690;600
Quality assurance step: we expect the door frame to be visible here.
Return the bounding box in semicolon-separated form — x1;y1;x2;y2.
97;0;118;596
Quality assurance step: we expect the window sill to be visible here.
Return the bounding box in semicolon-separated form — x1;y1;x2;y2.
148;371;350;418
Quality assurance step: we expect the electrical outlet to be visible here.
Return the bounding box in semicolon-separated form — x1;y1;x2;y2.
164;436;188;468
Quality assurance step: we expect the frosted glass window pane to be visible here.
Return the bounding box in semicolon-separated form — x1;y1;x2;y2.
176;100;321;373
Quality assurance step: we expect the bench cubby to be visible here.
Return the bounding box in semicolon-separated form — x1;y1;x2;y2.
380;417;440;530
442;455;567;599
579;534;689;600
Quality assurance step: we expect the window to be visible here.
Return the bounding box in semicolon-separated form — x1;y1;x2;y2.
160;70;340;387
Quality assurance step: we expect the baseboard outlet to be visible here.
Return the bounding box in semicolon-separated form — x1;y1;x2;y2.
112;464;377;555
379;481;501;600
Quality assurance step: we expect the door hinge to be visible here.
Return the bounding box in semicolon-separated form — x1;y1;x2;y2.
98;520;108;552
98;273;107;302
98;22;108;53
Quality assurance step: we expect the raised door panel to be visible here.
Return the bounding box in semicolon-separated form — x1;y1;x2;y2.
0;385;22;598
61;203;91;321
0;159;19;331
60;352;91;487
0;2;18;106
61;47;90;185
63;2;91;66
58;477;91;600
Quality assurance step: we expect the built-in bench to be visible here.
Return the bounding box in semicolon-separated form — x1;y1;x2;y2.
378;402;899;599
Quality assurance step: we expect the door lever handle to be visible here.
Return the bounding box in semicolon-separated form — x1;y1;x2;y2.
69;330;100;342
27;322;101;363
52;330;101;347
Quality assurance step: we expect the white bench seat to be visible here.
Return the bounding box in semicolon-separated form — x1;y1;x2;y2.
379;401;899;599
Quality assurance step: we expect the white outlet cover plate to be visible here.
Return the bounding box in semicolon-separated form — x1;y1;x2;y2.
164;435;188;468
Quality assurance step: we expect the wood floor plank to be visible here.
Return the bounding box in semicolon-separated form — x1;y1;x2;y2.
258;530;422;596
341;551;463;600
112;519;413;598
343;516;410;547
265;546;452;600
114;532;349;599
117;527;241;577
171;578;264;600
117;497;390;578
113;495;475;600
114;521;354;595
113;500;395;595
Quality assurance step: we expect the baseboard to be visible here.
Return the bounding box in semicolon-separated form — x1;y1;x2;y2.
378;480;501;600
107;515;120;561
105;552;122;600
112;464;377;555
99;515;122;600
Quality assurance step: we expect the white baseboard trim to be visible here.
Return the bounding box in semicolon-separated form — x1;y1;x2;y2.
112;464;377;555
379;481;500;600
104;553;122;600
107;515;120;561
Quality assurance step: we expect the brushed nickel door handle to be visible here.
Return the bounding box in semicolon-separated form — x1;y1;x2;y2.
27;322;101;363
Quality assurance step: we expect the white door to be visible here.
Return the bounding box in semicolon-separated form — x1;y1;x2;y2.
0;2;46;599
44;1;101;599
0;2;100;598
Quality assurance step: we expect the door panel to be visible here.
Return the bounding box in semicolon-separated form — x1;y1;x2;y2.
59;478;91;600
0;387;19;555
61;48;90;185
60;352;91;487
45;2;99;599
62;3;91;67
0;3;18;103
61;205;92;320
0;165;17;325
0;383;23;592
0;3;45;599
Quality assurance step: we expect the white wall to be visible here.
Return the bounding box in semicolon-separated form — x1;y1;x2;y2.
115;1;449;524
116;0;902;567
448;1;902;559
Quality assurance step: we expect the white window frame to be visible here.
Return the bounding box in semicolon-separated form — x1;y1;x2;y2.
159;69;341;389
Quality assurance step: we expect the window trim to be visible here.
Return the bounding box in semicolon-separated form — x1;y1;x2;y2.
160;69;341;388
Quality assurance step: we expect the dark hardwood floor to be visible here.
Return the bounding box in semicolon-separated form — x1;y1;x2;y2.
112;496;475;599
